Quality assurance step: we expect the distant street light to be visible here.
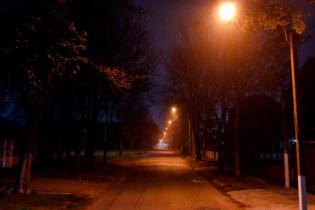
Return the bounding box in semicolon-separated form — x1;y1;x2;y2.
218;2;236;22
171;107;177;113
168;120;172;125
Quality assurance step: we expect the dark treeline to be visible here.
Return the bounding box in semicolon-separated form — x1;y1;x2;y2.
0;0;159;193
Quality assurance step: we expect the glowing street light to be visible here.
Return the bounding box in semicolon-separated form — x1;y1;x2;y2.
171;107;177;113
216;2;306;209
218;2;236;22
217;1;239;179
168;120;172;125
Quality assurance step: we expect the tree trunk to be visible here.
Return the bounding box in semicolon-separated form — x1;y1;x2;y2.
74;123;84;172
281;89;290;188
188;118;191;155
218;108;227;172
74;142;81;171
234;93;241;178
86;124;96;168
74;114;86;171
218;137;224;172
103;106;114;162
194;118;201;160
202;135;205;157
17;98;43;193
85;90;99;167
85;111;97;168
191;120;196;159
119;104;124;156
103;111;109;163
119;123;123;156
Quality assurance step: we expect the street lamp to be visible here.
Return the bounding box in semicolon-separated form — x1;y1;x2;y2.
216;2;306;209
289;31;307;210
218;2;236;22
168;120;172;125
171;107;177;113
217;1;241;179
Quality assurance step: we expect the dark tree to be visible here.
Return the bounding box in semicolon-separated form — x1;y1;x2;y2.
165;21;218;160
299;57;315;139
0;0;87;192
238;95;282;172
68;0;156;163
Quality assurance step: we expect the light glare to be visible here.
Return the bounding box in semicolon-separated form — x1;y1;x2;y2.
218;2;236;22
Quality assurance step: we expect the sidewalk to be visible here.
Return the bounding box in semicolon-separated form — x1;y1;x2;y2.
0;156;137;210
188;158;315;210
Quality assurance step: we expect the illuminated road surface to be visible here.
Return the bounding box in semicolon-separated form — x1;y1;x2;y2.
88;150;241;210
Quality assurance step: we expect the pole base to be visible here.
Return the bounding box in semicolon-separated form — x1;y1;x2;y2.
298;175;307;210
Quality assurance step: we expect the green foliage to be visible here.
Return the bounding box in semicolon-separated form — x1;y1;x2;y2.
242;0;306;34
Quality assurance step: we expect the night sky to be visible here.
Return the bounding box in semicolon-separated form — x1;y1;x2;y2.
138;0;211;126
138;0;315;126
141;0;315;60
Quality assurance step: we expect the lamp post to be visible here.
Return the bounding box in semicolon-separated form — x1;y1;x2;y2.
289;30;307;210
218;1;241;177
217;2;306;209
